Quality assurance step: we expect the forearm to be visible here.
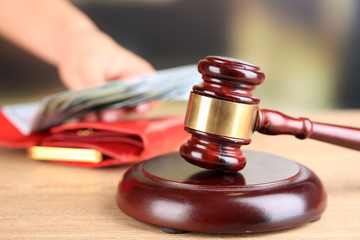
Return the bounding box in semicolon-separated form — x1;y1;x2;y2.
0;0;98;65
0;0;154;90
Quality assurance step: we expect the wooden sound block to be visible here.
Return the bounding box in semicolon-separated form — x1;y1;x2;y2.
116;151;327;233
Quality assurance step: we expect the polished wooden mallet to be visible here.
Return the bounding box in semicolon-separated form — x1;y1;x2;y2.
180;56;360;172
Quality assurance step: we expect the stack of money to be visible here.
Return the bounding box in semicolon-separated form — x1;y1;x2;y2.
30;65;201;132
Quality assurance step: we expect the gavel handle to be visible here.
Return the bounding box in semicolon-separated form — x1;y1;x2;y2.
256;109;360;151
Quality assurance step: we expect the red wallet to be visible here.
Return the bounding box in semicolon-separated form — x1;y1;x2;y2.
0;110;189;167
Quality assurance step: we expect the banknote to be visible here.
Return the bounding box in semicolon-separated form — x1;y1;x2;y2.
30;64;201;132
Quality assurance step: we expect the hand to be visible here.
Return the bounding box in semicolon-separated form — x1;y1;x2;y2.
57;27;156;122
57;28;155;90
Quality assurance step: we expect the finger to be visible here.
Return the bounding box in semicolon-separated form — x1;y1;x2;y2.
105;51;155;81
58;64;85;90
79;111;100;122
132;101;160;113
80;56;106;87
98;108;146;122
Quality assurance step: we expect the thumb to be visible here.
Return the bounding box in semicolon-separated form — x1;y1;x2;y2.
105;55;155;81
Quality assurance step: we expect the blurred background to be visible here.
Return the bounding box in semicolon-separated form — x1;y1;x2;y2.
0;0;359;110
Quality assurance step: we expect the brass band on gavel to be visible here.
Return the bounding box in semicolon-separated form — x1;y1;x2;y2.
184;93;259;139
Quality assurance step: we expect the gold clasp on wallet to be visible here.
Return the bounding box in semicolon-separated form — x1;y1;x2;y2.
27;146;103;163
77;128;94;136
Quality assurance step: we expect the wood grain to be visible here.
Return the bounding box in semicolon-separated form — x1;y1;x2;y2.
0;110;359;239
257;109;360;150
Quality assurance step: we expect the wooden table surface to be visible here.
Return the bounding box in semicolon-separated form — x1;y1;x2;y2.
0;109;359;239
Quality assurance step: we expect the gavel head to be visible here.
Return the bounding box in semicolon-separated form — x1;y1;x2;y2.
179;56;265;172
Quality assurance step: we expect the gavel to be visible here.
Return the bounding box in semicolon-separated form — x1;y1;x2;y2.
180;56;360;172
